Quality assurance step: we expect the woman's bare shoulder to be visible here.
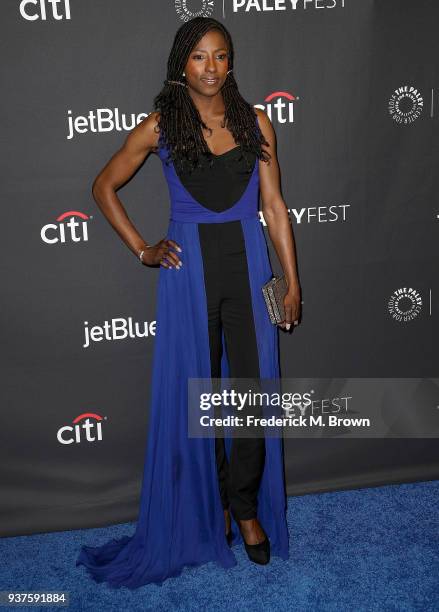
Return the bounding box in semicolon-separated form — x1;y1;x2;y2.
126;111;161;156
254;107;273;133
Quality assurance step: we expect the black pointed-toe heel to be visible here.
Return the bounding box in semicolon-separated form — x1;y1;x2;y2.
243;536;270;565
233;513;271;565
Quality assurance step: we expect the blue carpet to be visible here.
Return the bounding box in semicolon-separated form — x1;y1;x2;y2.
1;480;438;612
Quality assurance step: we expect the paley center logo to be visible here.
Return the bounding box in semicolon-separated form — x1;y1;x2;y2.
255;90;297;124
41;210;91;244
20;0;71;21
57;412;105;445
388;287;423;322
388;85;424;125
175;0;346;19
174;0;214;21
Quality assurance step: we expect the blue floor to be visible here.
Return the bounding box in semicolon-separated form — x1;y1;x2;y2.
1;480;438;612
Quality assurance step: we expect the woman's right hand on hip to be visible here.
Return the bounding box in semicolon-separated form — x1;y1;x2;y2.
142;238;183;270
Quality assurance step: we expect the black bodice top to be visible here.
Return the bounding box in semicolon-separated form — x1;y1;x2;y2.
173;146;257;213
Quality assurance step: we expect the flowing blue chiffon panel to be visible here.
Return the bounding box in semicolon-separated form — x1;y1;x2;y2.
76;220;237;588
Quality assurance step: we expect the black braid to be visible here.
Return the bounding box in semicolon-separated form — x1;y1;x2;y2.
152;16;271;174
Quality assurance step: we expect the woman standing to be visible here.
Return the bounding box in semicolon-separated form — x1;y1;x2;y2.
77;16;301;588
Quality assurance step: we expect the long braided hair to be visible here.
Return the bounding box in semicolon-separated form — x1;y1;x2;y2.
152;16;271;174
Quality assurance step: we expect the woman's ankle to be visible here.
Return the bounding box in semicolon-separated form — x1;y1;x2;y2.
237;517;266;545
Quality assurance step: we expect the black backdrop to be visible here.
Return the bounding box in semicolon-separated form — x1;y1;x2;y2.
1;0;438;536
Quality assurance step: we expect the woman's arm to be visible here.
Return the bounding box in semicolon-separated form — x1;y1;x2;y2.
91;111;182;269
255;108;301;329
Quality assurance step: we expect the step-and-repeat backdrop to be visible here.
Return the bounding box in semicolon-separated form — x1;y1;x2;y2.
2;0;438;536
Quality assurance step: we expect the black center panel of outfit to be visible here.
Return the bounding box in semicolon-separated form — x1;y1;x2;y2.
174;146;266;521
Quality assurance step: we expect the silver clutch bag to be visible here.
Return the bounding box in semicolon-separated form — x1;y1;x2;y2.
261;275;288;324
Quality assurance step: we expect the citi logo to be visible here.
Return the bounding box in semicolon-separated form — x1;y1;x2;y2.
57;413;105;445
67;108;147;140
41;210;91;244
20;0;71;21
255;91;297;124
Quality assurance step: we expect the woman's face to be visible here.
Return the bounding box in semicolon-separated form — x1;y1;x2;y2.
183;29;230;97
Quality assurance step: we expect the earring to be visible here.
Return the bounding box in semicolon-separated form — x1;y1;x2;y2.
182;72;185;77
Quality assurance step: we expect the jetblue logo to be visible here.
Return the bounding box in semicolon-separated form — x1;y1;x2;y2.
67;108;148;139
